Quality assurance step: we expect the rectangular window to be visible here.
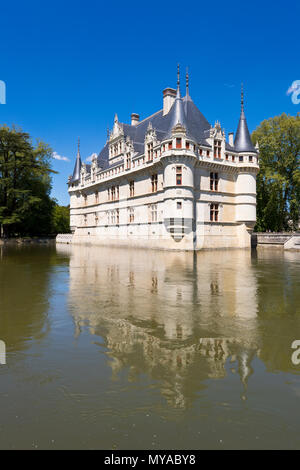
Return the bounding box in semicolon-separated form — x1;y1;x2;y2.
214;140;222;159
150;204;157;222
147;143;153;161
126;153;131;169
116;208;119;225
176;138;182;149
206;150;210;157
129;207;134;223
225;154;228;161
111;210;116;225
186;141;190;150
210;172;219;191
177;201;182;210
176;166;182;185
151;174;158;192
83;214;87;225
111;186;115;200
107;188;110;201
95;191;99;204
168;142;172;150
95;212;98;225
239;156;244;162
129;181;134;197
210;204;219;222
249;155;253;162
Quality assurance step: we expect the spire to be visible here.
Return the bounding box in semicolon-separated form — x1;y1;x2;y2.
234;84;256;153
71;137;82;182
183;66;192;103
177;63;180;95
185;67;192;101
241;82;244;112
167;64;187;134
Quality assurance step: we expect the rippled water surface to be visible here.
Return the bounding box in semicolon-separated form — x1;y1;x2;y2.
0;244;300;449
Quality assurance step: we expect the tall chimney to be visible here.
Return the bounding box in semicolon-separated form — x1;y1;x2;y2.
163;88;176;116
228;132;234;147
131;113;140;126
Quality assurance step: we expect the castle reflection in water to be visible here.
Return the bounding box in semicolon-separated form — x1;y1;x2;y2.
56;245;300;409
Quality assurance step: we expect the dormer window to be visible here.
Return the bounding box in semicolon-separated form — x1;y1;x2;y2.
126;153;131;169
214;140;221;159
147;143;153;161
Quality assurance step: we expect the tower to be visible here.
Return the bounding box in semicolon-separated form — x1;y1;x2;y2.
234;85;259;236
161;65;197;248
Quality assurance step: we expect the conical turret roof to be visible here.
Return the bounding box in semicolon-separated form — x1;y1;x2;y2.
71;139;82;182
167;66;187;135
234;85;256;153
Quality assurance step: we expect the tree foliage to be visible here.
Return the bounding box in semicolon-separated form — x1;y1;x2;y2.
52;204;70;234
252;113;300;232
0;126;58;237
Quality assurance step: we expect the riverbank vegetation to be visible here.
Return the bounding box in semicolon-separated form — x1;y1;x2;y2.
252;113;300;232
0;126;70;237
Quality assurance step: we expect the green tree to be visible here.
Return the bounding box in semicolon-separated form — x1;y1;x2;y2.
51;204;70;234
0;126;56;237
252;113;300;232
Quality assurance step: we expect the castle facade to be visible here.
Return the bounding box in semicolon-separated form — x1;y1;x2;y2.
68;70;259;250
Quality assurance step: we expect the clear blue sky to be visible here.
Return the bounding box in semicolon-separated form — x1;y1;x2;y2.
0;0;299;205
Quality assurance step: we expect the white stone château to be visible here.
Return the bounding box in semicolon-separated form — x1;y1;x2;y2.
68;69;259;250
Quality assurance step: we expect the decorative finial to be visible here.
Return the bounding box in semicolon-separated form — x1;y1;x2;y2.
177;63;180;89
77;137;80;154
107;127;110;139
241;82;244;112
186;67;189;97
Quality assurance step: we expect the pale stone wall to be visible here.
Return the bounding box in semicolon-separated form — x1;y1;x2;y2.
68;131;259;250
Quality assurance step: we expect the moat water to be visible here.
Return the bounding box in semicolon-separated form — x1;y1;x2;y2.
0;244;300;449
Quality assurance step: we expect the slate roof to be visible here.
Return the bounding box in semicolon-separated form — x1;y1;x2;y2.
96;93;213;169
71;88;255;179
70;149;82;182
234;108;257;153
